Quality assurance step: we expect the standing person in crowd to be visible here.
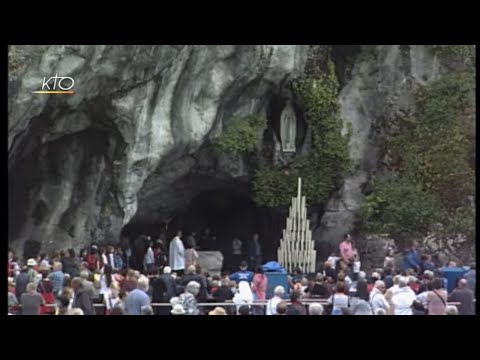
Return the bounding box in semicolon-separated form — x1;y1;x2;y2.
185;236;199;269
384;247;395;268
15;266;30;301
420;254;435;274
233;281;254;315
104;246;115;269
125;275;151;315
229;261;254;284
305;274;330;299
48;262;64;298
152;266;177;315
62;249;80;278
463;263;476;292
99;264;113;304
427;278;448;315
114;247;124;271
266;286;285;315
286;290;306;315
38;253;49;269
154;237;168;270
352;250;361;281
213;278;235;314
86;246;101;272
169;230;185;276
391;277;416;315
249;233;262;271
327;282;350;315
144;240;155;274
8;250;14;277
72;277;94;315
79;249;88;263
26;258;38;283
327;253;340;274
79;271;96;299
20;283;44;315
251;266;267;301
37;270;55;314
369;280;389;313
339;233;354;267
448;279;474;315
401;240;421;273
8;278;19;314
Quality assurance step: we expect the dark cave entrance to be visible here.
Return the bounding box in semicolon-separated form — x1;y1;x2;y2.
175;190;258;254
121;188;285;272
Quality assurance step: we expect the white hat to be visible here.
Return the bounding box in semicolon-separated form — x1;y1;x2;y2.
171;304;186;315
27;258;37;267
209;307;227;315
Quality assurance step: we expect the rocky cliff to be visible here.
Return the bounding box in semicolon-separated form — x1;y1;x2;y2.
8;45;307;255
8;45;474;265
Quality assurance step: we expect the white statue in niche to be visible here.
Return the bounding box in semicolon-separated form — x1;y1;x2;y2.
280;100;296;152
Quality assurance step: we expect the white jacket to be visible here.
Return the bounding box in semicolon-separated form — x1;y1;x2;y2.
169;237;185;271
392;287;416;315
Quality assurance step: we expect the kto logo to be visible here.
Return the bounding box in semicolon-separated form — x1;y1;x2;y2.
33;74;75;94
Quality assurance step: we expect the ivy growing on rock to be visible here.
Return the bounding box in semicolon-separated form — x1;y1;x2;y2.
215;115;267;154
253;59;351;208
359;68;476;243
429;45;476;69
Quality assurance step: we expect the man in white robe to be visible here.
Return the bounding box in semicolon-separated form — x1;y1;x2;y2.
169;230;185;275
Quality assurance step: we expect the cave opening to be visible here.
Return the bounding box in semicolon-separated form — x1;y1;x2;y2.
121;187;285;272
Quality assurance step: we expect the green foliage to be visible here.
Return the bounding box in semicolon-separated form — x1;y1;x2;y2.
215;115;267;154
443;205;476;241
391;71;475;209
253;167;298;208
253;60;351;208
359;70;476;241
429;45;476;63
359;177;440;237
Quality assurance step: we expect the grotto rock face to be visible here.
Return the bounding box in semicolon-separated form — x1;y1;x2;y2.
8;45;307;255
313;45;446;254
10;45;465;264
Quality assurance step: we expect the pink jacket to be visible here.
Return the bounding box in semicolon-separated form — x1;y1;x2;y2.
252;274;267;300
339;241;353;263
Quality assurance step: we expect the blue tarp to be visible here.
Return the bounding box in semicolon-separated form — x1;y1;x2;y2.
262;261;287;274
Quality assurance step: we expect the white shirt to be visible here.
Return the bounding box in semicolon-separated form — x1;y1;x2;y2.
392;287;416;315
169;237;185;271
144;247;154;265
328;293;350;310
353;261;361;273
327;256;339;270
266;296;282;315
370;287;390;312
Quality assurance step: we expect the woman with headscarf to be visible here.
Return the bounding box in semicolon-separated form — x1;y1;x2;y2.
233;281;254;315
